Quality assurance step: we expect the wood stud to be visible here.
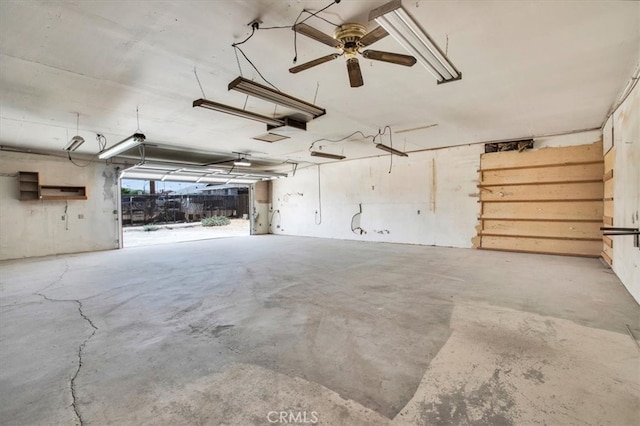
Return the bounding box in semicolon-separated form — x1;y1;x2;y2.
601;148;615;266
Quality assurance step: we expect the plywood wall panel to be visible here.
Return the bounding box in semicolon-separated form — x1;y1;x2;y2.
482;201;603;220
477;141;604;257
602;144;615;266
482;220;601;239
480;141;603;170
604;179;614;199
602;240;614;261
481;236;602;257
481;163;603;185
480;182;603;202
604;200;614;217
604;147;616;172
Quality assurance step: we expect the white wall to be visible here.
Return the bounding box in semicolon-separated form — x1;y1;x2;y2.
251;181;271;235
271;144;482;248
271;131;603;249
0;151;120;260
534;129;603;149
603;83;640;303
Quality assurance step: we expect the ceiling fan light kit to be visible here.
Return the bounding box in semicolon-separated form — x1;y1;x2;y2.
228;77;326;118
310;151;346;160
376;143;409;157
369;0;461;84
98;133;146;160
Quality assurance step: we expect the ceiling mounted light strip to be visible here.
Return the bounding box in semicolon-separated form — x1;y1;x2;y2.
98;133;146;159
228;77;326;118
369;0;461;84
64;136;85;152
310;151;346;160
193;99;284;127
376;143;408;157
64;112;85;151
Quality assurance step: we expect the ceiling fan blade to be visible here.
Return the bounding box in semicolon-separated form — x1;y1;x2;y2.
289;53;340;74
293;23;341;48
358;26;388;47
362;50;417;67
347;58;364;88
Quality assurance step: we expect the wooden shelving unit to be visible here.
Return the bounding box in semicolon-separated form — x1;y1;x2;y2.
18;171;40;200
17;171;87;201
40;185;87;200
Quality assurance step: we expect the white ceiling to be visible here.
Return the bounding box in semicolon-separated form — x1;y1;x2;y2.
1;0;638;171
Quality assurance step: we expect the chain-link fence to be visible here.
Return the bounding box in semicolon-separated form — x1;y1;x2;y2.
121;194;249;225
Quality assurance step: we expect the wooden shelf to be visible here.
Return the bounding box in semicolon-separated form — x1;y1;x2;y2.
17;171;87;201
18;171;40;200
40;185;87;200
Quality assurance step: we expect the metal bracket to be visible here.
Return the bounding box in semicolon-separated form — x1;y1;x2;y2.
601;227;640;248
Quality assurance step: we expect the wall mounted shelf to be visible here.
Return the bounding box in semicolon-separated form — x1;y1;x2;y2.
18;171;87;201
40;185;87;200
18;171;40;200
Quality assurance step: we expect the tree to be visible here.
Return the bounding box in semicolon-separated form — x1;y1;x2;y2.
121;187;144;195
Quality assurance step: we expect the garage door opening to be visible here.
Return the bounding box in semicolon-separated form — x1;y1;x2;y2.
121;179;250;247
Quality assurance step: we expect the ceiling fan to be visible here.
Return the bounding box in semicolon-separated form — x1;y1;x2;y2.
290;22;417;88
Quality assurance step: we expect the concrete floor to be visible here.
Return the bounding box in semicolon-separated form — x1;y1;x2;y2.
0;236;638;425
123;219;250;248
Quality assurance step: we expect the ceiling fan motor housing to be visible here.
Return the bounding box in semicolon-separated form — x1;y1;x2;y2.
334;23;368;57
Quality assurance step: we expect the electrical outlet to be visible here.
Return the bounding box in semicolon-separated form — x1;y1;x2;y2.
61;215;65;220
78;214;84;219
417;210;421;215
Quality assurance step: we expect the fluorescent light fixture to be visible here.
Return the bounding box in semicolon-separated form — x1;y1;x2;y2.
63;135;85;151
193;99;284;127
369;0;461;84
376;143;408;157
228;77;326;118
310;151;346;160
98;133;145;159
234;159;252;167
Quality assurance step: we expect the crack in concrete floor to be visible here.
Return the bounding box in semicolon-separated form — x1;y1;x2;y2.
32;263;98;426
1;236;639;425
